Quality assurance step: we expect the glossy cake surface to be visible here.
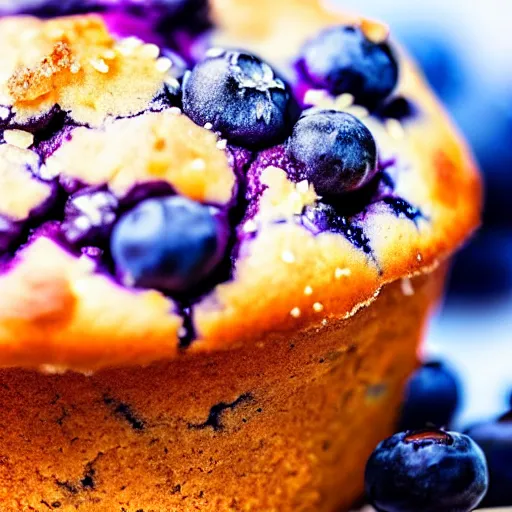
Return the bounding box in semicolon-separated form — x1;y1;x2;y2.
0;0;481;371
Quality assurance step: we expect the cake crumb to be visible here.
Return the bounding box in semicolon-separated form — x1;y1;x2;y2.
140;43;160;60
303;89;329;106
70;61;81;74
335;267;351;279
102;49;116;60
4;129;34;149
206;47;225;58
281;250;296;264
89;58;109;74
39;364;68;375
401;277;415;296
347;105;369;119
243;220;258;233
216;139;228;150
190;158;206;171
290;307;301;318
0;107;10;120
296;180;310;194
386;118;405;140
313;302;324;313
304;285;313;296
155;57;172;73
335;93;354;110
7;41;73;102
321;319;328;326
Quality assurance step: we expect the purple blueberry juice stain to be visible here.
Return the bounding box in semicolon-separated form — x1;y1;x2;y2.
81;246;104;263
302;202;374;257
245;145;299;214
381;196;423;223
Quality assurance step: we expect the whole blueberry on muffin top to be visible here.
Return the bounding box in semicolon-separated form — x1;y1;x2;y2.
297;25;399;108
287;109;379;196
111;196;228;293
182;49;299;148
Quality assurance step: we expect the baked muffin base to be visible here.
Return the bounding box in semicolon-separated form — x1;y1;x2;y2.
0;265;446;512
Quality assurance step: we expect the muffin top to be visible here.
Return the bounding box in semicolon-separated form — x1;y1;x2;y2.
0;0;481;371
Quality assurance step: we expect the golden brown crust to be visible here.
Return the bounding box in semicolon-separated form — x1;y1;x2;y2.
0;238;181;370
0;267;446;511
0;15;171;126
45;111;236;203
0;1;481;371
194;0;481;348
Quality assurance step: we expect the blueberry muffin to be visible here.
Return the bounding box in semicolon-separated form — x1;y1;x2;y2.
0;1;481;511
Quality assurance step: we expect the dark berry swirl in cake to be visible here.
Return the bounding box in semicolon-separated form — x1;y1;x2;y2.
0;0;481;370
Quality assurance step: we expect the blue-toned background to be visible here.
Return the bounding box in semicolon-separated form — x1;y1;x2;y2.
337;0;512;428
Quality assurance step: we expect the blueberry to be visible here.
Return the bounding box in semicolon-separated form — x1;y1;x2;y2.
466;412;512;507
62;188;119;246
182;50;299;148
297;25;399;107
399;361;461;431
111;196;228;293
287;110;378;196
365;429;489;512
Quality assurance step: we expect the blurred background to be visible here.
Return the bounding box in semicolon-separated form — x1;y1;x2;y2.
338;0;512;428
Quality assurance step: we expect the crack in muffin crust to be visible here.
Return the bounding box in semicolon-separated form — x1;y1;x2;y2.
0;0;481;370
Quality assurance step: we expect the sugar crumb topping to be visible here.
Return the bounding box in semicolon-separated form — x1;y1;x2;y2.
4;129;34;149
290;307;301;318
7;41;75;102
360;18;390;44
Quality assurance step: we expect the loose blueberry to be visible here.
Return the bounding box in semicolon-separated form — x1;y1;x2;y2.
62;188;118;246
182;50;299;148
287;110;378;196
365;429;488;512
111;196;228;293
399;361;461;431
297;25;399;107
466;412;512;507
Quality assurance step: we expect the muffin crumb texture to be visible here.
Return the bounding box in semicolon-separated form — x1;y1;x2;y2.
0;268;447;511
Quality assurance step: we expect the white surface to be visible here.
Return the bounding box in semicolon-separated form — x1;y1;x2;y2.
427;297;512;429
